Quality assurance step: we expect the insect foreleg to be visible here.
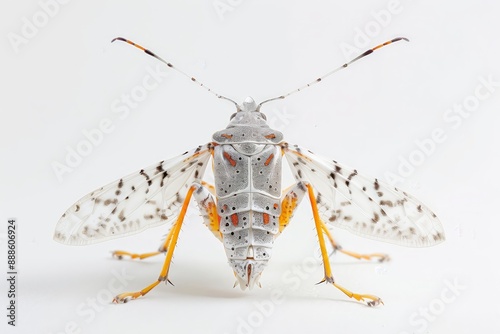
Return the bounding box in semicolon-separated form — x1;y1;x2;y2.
320;223;390;262
305;183;382;307
113;185;197;303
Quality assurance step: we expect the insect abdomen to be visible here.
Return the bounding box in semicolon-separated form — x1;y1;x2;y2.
213;143;282;286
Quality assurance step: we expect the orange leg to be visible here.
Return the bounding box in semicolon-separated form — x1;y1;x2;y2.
113;186;196;303
192;182;222;241
111;225;177;260
306;183;382;307
111;250;163;260
278;183;306;233
320;222;390;262
113;181;222;256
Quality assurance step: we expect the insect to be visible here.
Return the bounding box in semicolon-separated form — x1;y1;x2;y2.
54;37;445;306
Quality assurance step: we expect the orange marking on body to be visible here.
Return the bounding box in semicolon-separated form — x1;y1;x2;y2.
263;213;270;225
264;153;274;166
223;151;237;167
231;214;239;227
273;203;278;210
221;134;233;139
265;133;276;139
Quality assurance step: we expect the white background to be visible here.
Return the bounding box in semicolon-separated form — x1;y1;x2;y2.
1;1;499;333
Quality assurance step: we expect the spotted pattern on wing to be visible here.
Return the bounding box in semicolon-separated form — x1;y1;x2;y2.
283;144;444;247
54;144;212;245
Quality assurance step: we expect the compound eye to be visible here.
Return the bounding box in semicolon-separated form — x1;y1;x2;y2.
255;112;266;120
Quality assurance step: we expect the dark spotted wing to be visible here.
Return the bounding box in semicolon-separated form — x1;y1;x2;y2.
284;144;445;247
54;144;211;245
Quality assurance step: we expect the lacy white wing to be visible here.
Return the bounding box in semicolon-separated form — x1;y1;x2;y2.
54;144;212;245
284;144;445;247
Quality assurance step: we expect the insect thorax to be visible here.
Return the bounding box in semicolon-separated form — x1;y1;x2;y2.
211;120;284;289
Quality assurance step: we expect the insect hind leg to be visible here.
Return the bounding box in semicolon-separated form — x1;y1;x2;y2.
306;183;382;307
320;222;390;262
112;186;196;303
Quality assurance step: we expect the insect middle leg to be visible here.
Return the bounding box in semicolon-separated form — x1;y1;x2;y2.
111;226;176;260
305;183;382;306
112;181;220;261
320;222;390;262
112;185;196;303
279;184;387;262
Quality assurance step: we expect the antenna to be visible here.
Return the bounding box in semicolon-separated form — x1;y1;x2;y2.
111;37;240;110
257;37;409;110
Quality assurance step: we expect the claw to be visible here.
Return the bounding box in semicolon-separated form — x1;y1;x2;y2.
315;276;334;285
377;254;391;263
350;293;383;307
315;278;326;285
328;246;341;257
333;283;383;307
112;292;142;304
111;251;123;260
366;298;384;307
112;296;126;304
